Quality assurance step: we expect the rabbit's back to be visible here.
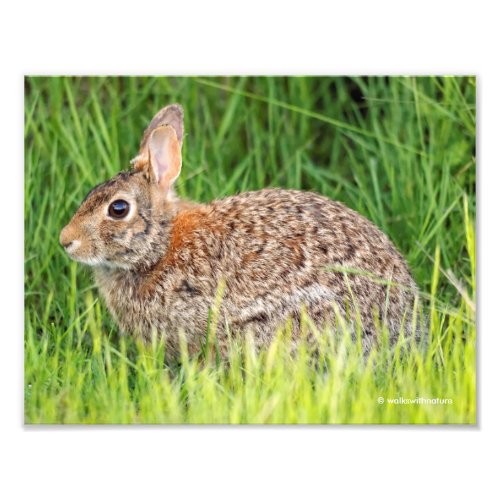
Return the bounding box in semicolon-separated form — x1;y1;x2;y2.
96;189;418;354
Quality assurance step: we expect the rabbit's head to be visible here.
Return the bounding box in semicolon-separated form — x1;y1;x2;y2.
59;104;184;270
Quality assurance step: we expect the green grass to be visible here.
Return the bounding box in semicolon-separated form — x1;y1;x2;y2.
24;76;476;424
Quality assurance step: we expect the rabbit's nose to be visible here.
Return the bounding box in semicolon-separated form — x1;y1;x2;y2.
60;225;81;252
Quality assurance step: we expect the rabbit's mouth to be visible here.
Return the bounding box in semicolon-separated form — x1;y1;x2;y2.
65;246;134;270
63;247;103;266
60;224;108;266
62;239;81;253
60;232;102;266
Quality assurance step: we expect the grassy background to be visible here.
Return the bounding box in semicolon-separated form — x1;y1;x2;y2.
24;76;476;423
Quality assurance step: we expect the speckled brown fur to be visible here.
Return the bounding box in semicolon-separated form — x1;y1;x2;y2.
60;104;420;359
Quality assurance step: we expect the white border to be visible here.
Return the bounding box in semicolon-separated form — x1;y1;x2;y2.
3;1;498;499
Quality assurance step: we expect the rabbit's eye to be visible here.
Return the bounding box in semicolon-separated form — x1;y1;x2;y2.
108;200;130;219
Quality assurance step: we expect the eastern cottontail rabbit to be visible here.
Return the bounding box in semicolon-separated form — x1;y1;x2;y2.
60;104;420;357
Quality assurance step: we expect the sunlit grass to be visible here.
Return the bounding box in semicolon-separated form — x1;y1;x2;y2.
24;76;476;424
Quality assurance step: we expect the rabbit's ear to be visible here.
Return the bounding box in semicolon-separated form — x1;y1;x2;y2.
147;125;182;194
140;104;184;151
132;104;184;173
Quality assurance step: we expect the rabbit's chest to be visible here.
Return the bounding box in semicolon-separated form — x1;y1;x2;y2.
94;267;214;338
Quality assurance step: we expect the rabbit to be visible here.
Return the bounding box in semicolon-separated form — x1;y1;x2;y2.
60;103;421;358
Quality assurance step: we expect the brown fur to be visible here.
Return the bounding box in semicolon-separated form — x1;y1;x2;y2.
60;104;421;359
